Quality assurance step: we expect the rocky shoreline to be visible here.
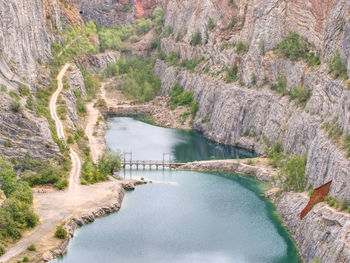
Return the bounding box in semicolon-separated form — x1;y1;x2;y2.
178;158;278;183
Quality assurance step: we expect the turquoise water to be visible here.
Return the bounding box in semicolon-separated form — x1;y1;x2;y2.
53;117;300;263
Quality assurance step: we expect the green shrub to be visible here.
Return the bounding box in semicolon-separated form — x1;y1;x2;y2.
270;73;287;95
0;245;4;256
208;18;215;30
180;58;203;72
4;141;13;148
27;244;36;251
165;52;180;66
251;73;257;85
18;85;30;97
97;152;122;177
339;198;349;211
283;155;307;192
9;91;20;101
169;83;198;117
288;86;312;106
329;51;348;80
55;226;67;239
190;30;202;46
259;39;265;55
23;257;29;262
94;99;107;107
1;85;7;93
228;18;237;30
310;258;321;263
54;179;68;190
236;41;249;54
274;32;321;67
225;65;239;83
10;101;22;113
165;26;173;37
322;118;343;140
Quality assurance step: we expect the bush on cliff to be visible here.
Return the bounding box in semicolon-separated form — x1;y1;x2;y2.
274;32;321;67
169;83;199;117
329;51;348;80
190;30;202;46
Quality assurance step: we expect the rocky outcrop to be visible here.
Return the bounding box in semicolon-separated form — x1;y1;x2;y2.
0;92;60;159
61;66;86;131
0;0;51;86
75;51;120;72
178;159;277;183
272;192;350;263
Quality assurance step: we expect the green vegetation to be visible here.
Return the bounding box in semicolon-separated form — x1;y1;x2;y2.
274;32;321;67
288;86;312;107
163;52;204;72
325;196;350;213
10;101;22;113
18;85;30;97
270;74;287;94
266;142;307;192
208;18;215;30
20;153;70;190
328;51;348;80
83;71;100;101
228;18;237;30
236;41;249;55
81;152;121;184
105;56;161;102
55;226;67;239
270;74;311;106
27;244;36;251
190;30;202;46
115;3;132;12
259;38;265;55
0;156;38;245
168;83;199;118
322;118;343;141
23;256;29;262
225;65;239;83
98;7;164;52
310;258;321;263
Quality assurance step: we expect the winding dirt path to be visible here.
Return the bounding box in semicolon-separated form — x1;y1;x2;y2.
0;64;83;262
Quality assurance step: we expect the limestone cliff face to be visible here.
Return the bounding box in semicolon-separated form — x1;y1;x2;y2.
0;92;60;159
73;0;158;26
274;192;350;263
156;0;350;201
0;0;61;160
0;0;52;86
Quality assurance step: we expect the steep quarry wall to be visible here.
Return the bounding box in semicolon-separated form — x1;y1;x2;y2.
157;0;350;201
0;0;51;86
73;0;158;26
